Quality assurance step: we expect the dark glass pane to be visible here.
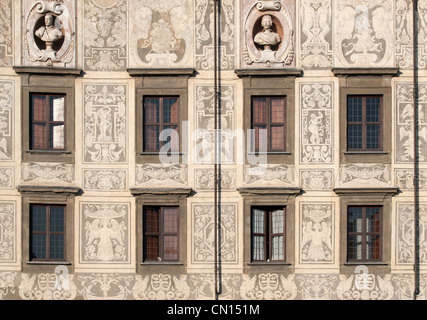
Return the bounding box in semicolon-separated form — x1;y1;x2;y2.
347;235;362;260
144;126;160;151
347;124;362;149
366;207;381;233
348;207;363;233
366;97;380;122
163;235;178;260
347;97;362;122
50;234;64;260
144;236;159;260
163;207;178;233
31;234;46;259
270;98;285;123
144;208;159;233
162;125;179;151
163;98;179;124
366;124;380;149
32;123;47;149
252;125;267;152
270;125;285;151
366;235;381;260
144;98;160;123
252;98;267;124
31;95;47;122
31;206;46;232
50;206;65;232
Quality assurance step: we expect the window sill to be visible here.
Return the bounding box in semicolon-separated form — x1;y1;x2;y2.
27;261;71;265
138;152;184;156
247;152;291;155
344;262;388;266
140;262;183;266
344;151;388;155
247;262;292;266
26;150;72;154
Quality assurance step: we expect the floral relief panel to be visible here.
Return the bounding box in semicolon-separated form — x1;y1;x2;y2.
84;0;127;71
83;84;127;164
192;203;238;265
395;0;427;69
338;163;392;188
0;167;13;189
300;0;333;69
395;82;427;163
300;203;334;264
0;80;13;161
129;0;193;68
194;168;236;191
0;201;16;263
395;169;427;190
244;164;295;186
300;169;333;190
80;202;130;264
21;163;74;185
83;169;127;191
396;203;427;265
195;0;235;70
300;82;333;164
334;0;394;67
0;0;12;67
135;164;187;186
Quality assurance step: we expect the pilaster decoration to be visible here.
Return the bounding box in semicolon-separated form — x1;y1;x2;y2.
242;0;295;68
23;0;76;67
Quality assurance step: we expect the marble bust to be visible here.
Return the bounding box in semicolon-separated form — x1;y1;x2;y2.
254;14;281;51
35;13;63;52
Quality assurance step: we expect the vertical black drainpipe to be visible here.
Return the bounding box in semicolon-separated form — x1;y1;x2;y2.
413;0;420;301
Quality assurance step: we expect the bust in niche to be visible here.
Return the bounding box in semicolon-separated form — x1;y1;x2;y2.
35;12;63;53
254;15;281;51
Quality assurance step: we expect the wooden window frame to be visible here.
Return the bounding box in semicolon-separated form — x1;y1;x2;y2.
251;97;287;153
30;204;66;262
30;93;66;151
347;95;383;152
143;96;180;153
251;206;286;263
143;206;180;262
347;205;382;263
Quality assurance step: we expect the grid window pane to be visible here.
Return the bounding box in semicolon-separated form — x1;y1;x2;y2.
348;235;362;260
270;125;285;151
144;208;159;233
163;98;179;124
50;124;65;149
31;234;46;260
270;98;285;123
347;97;362;122
252;209;265;234
348;207;363;233
144;236;159;260
366;207;381;233
32;95;47;121
366;97;380;122
271;236;284;261
32;123;47;149
144;98;160;123
271;210;284;234
163;208;178;233
366;235;381;260
50;234;64;260
50;206;65;232
31;206;46;232
366;124;380;149
51;96;65;121
144;126;160;151
163;235;178;261
347;124;362;150
252;236;265;261
252;98;267;123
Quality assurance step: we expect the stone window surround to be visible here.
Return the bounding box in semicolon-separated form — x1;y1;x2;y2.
236;68;302;165
14;66;81;164
238;186;301;274
18;185;80;273
334;187;399;275
131;187;192;274
333;68;399;164
128;68;194;164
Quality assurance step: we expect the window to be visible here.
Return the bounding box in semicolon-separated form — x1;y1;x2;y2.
251;97;286;152
30;204;66;261
347;206;382;262
143;206;179;262
347;96;382;151
143;97;179;152
30;94;66;150
251;207;286;262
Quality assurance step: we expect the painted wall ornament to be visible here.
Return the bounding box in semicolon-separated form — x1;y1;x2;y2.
243;0;294;67
24;0;75;67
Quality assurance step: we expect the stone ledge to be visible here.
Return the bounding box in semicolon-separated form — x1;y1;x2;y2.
235;68;303;77
333;187;399;197
237;186;302;196
13;66;82;76
130;187;193;196
332;67;400;76
127;68;196;77
17;185;81;195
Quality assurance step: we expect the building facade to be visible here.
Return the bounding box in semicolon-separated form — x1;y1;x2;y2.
0;0;426;300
